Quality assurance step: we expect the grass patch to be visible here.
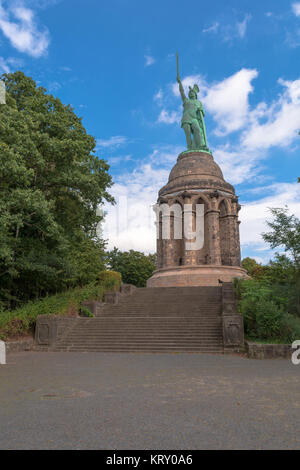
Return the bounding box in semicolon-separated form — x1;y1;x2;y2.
0;272;122;340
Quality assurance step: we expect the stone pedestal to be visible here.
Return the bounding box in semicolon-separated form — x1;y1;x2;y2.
147;150;248;287
147;264;248;287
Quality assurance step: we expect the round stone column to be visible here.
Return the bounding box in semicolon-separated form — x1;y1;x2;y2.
183;205;198;266
156;215;163;268
206;209;221;265
162;212;174;267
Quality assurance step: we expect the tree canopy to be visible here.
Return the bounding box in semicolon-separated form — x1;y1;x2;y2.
0;71;114;308
262;207;300;268
106;248;156;287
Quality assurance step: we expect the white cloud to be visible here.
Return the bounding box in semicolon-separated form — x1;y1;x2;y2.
0;55;24;73
203;68;258;135
154;88;163;101
240;182;300;254
0;2;49;57
213;146;263;185
0;56;10;73
242;77;300;149
157;108;180;124
285;29;300;48
102;162;169;252
149;145;182;166
96;135;129;149
60;66;71;72
218;14;252;42
292;2;300;17
144;55;155;67
202;22;219;34
202;15;251;41
107;154;132;166
236;14;252;39
48;80;61;92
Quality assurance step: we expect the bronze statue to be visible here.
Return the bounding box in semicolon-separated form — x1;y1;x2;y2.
176;52;209;152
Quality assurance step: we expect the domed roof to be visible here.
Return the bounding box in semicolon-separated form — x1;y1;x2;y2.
159;151;235;197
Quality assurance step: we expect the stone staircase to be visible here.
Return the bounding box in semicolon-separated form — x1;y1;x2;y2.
51;286;224;353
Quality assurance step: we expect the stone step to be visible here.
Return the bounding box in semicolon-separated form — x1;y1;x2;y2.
61;336;222;344
98;314;221;317
64;330;222;335
68;328;222;332
75;316;221;321
100;304;222;308
63;329;222;338
133;287;221;291
52;347;224;353
76;320;221;323
123;298;221;302
103;308;222;313
65;325;222;329
76;315;222;328
105;311;221;314
125;301;221;304
113;296;221;300
49;285;226;354
69;326;222;330
100;301;221;305
54;344;223;348
64;323;222;328
57;341;222;348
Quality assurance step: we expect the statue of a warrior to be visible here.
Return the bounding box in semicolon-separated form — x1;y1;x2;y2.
176;53;209;152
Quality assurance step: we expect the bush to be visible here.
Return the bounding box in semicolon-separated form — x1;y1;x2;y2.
234;278;300;343
98;271;122;291
254;299;284;340
0;281;113;340
281;313;300;343
79;305;94;317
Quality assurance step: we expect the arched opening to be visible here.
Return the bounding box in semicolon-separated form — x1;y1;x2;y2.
219;199;231;265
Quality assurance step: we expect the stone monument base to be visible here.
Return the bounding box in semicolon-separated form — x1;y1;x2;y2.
147;265;249;287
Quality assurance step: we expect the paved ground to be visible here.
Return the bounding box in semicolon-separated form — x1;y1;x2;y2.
0;352;299;449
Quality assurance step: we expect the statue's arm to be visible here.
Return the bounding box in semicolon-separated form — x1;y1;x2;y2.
177;77;186;102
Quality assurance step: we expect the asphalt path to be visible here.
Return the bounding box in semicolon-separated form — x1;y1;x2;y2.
0;352;299;449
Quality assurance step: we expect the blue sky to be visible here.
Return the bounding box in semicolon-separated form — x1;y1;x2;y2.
0;0;300;262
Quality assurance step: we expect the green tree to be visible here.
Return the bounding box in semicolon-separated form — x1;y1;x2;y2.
242;257;270;279
262;207;300;315
242;257;260;276
106;248;156;287
262;207;300;267
0;71;114;308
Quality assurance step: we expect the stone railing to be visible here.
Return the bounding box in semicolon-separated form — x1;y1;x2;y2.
221;282;244;351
